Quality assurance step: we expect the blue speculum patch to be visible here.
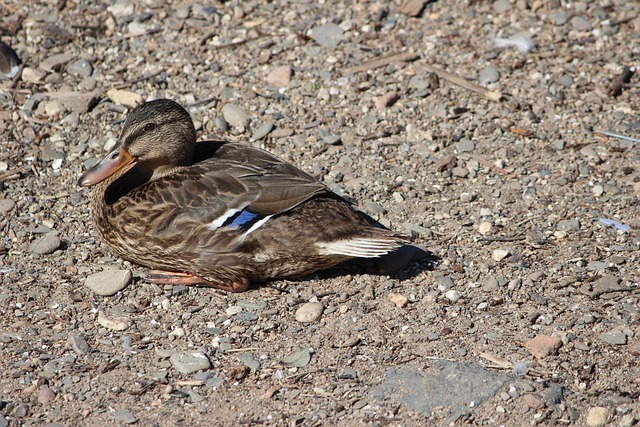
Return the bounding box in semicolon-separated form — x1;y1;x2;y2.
226;210;261;228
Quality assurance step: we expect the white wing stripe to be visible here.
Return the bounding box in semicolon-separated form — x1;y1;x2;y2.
206;209;240;231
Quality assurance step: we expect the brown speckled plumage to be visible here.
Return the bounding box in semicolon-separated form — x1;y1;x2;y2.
80;99;408;292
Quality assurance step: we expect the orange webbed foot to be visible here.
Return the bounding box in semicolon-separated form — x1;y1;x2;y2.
145;270;250;293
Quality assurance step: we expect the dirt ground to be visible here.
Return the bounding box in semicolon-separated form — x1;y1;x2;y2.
1;0;640;426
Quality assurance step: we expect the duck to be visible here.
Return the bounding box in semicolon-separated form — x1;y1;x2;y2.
78;98;409;292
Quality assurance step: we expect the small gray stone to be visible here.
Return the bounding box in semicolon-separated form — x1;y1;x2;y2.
295;302;324;323
221;104;249;129
456;140;475;153
67;59;93;77
452;166;469;178
84;270;132;296
0;415;7;427
556;75;573;87
0;198;15;214
571;15;592;31
598;330;627;345
68;334;90;355
40;53;75;72
215;117;229;131
551;11;569;26
250;121;274;141
78;76;97;91
29;235;61;255
112;410;138;424
311;23;345;48
478;65;500;84
170;351;212;374
435;275;455;289
323;134;341;145
493;0;511;13
557;219;580;232
483;276;499;292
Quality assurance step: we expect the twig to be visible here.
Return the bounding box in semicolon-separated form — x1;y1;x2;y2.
421;64;503;102
343;52;419;74
122;28;162;40
475;157;509;174
224;347;259;353
593;129;640;144
113;70;165;90
476;235;525;242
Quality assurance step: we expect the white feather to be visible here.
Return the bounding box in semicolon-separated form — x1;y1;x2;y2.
316;238;400;258
206;209;240;230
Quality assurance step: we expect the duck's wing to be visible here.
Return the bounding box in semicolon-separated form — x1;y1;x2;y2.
117;143;329;248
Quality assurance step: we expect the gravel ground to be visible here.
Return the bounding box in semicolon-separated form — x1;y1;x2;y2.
1;0;640;426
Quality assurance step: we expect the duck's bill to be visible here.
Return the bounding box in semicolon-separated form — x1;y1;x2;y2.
78;144;136;187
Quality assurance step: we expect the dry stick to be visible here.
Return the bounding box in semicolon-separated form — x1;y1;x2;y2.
420;64;503;102
594;129;640;144
343;52;419;74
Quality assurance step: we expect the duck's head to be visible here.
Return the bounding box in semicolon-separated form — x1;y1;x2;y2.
78;99;196;187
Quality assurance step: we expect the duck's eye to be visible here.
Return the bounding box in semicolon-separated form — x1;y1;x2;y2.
110;151;119;160
144;123;157;132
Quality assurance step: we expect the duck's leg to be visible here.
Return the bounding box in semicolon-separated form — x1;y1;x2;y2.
145;270;250;293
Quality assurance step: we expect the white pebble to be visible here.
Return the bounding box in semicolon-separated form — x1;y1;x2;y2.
295;302;324;323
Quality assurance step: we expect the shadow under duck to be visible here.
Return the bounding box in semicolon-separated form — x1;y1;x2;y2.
79;99;409;292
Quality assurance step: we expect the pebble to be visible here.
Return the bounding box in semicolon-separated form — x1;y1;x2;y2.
29;235;61;255
522;393;545;409
571;15;592;31
374;91;399;110
282;347;312;367
585;407;610;427
221;103;250;128
266;65;292;87
557;219;580;232
107;1;134;18
525;334;562;358
38;385;56;404
478;221;492;235
112;410;138;425
67;58;93;77
492;249;510;262
592;185;604;196
170;351;212;374
311;23;345;48
456;140;475;153
84;269;132;296
478;65;500;84
44;100;64;117
67;334;90;355
295;302;324;323
388;293;409;308
451;166;469;178
445;289;461;303
556;75;573;87
435;275;455;289
107;89;143;108
250;121;274;141
493;0;511;13
22;67;47;83
0;198;15;214
39;53;74;72
97;311;130;331
482;276;499;292
598;330;627;345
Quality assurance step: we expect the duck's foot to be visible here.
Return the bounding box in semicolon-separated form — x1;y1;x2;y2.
146;270;250;293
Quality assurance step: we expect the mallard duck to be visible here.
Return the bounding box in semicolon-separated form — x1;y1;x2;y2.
79;99;409;292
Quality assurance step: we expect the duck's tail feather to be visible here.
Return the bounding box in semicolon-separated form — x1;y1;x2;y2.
315;235;406;258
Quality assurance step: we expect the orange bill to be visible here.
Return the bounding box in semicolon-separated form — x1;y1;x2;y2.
78;144;136;187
